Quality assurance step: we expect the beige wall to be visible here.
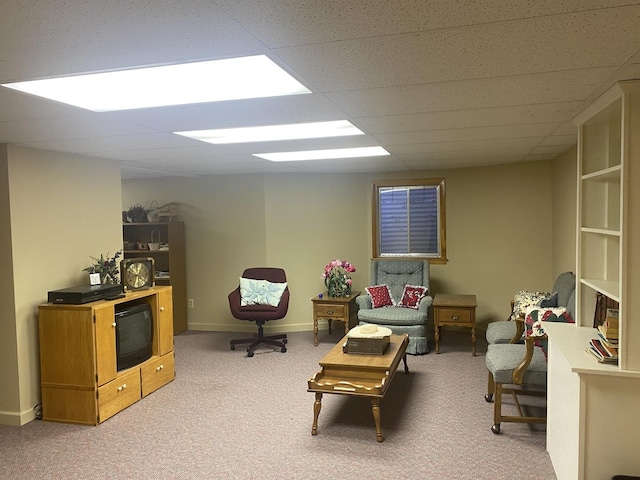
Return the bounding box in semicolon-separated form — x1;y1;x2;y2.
0;144;577;426
552;147;578;277
0;145;122;425
0;146;19;419
123;158;576;335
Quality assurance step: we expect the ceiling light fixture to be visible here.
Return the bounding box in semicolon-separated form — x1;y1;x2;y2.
254;146;390;162
1;55;310;112
175;120;364;144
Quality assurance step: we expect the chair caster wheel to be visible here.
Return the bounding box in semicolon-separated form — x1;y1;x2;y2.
484;394;493;403
283;339;288;344
247;351;254;357
281;347;287;353
230;344;235;350
491;424;501;434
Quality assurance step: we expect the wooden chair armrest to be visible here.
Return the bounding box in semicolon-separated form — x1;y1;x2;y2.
507;299;515;321
512;334;547;384
508;315;525;344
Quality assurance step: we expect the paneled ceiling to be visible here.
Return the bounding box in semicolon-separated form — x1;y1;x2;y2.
1;1;639;179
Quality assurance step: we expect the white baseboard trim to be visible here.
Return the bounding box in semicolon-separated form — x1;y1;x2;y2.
0;407;36;426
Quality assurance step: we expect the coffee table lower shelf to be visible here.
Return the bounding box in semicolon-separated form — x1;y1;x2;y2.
307;333;409;442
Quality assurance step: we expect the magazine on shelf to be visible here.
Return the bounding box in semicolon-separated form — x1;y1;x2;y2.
585;337;619;364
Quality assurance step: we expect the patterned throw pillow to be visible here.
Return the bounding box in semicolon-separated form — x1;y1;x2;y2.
511;290;551;320
365;284;395;308
524;306;575;357
239;278;287;306
398;285;428;309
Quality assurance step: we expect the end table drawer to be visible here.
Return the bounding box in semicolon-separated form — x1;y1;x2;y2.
438;307;472;323
317;304;346;318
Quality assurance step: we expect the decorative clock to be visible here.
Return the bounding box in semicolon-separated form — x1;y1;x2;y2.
120;258;155;291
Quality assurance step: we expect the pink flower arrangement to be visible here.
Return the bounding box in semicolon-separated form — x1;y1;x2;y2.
321;259;356;297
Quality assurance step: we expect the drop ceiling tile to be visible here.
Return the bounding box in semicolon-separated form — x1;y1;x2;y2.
276;6;640;91
104;95;344;132
354;102;581;133
0;1;263;81
326;67;617;118
539;135;577;147
18;132;195;154
374;123;557;145
216;0;640;47
389;137;540;154
529;145;574;156
0;114;154;143
550;122;580;136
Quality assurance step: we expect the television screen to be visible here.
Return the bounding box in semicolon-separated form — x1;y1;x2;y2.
115;303;153;371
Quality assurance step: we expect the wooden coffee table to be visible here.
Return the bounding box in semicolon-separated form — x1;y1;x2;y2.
307;333;409;442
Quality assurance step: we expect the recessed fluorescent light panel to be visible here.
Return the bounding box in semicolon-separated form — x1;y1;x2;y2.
1;55;310;112
175;120;364;144
255;146;390;162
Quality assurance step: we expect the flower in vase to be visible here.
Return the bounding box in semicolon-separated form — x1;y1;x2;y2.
321;259;356;297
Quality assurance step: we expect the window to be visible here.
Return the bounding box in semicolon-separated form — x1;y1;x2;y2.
372;178;446;263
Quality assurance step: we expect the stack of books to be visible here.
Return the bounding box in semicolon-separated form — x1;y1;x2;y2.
599;308;619;341
586;308;619;364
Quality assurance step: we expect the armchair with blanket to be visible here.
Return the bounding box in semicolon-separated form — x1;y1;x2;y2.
485;271;576;345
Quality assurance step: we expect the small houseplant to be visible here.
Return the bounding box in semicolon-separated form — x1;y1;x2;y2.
83;251;122;284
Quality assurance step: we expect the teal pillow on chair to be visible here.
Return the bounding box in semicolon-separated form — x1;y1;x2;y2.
239;277;287;306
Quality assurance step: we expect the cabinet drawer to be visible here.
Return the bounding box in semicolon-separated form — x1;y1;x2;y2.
437;307;472;324
316;304;346;318
98;369;141;423
141;353;175;397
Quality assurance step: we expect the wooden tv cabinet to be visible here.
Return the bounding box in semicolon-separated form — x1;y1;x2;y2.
38;286;175;425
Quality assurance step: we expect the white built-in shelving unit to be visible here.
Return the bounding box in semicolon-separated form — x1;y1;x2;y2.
545;80;640;480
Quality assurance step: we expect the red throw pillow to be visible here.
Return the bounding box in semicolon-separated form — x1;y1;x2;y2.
398;285;428;309
365;284;395;308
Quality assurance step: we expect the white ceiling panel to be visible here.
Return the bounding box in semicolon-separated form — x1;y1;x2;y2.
355;103;583;133
275;7;640;92
215;0;640;47
0;1;638;178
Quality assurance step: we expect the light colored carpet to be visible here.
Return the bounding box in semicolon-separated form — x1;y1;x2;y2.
0;329;556;479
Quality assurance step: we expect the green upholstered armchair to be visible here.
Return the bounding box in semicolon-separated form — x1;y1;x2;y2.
485;271;576;345
355;259;432;354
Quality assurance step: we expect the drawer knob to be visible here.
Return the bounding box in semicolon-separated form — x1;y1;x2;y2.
156;365;164;371
160;306;165;311
451;315;459;320
117;384;127;391
112;322;116;327
326;310;334;315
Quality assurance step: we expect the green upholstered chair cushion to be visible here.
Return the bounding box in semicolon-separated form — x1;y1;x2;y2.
485;343;547;386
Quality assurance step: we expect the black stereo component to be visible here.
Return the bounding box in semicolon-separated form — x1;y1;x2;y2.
47;283;124;304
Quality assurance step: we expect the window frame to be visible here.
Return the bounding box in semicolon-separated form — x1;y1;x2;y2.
371;178;447;264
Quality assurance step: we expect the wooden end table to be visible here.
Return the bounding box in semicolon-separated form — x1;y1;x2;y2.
433;293;478;355
307;333;409;442
311;292;360;346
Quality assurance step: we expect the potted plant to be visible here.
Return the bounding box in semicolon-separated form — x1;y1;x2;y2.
83;251;122;284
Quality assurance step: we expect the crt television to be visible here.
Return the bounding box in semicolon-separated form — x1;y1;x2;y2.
115;302;153;371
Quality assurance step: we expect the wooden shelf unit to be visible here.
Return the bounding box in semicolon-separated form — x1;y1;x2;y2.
545;80;640;479
38;286;175;425
123;221;187;334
